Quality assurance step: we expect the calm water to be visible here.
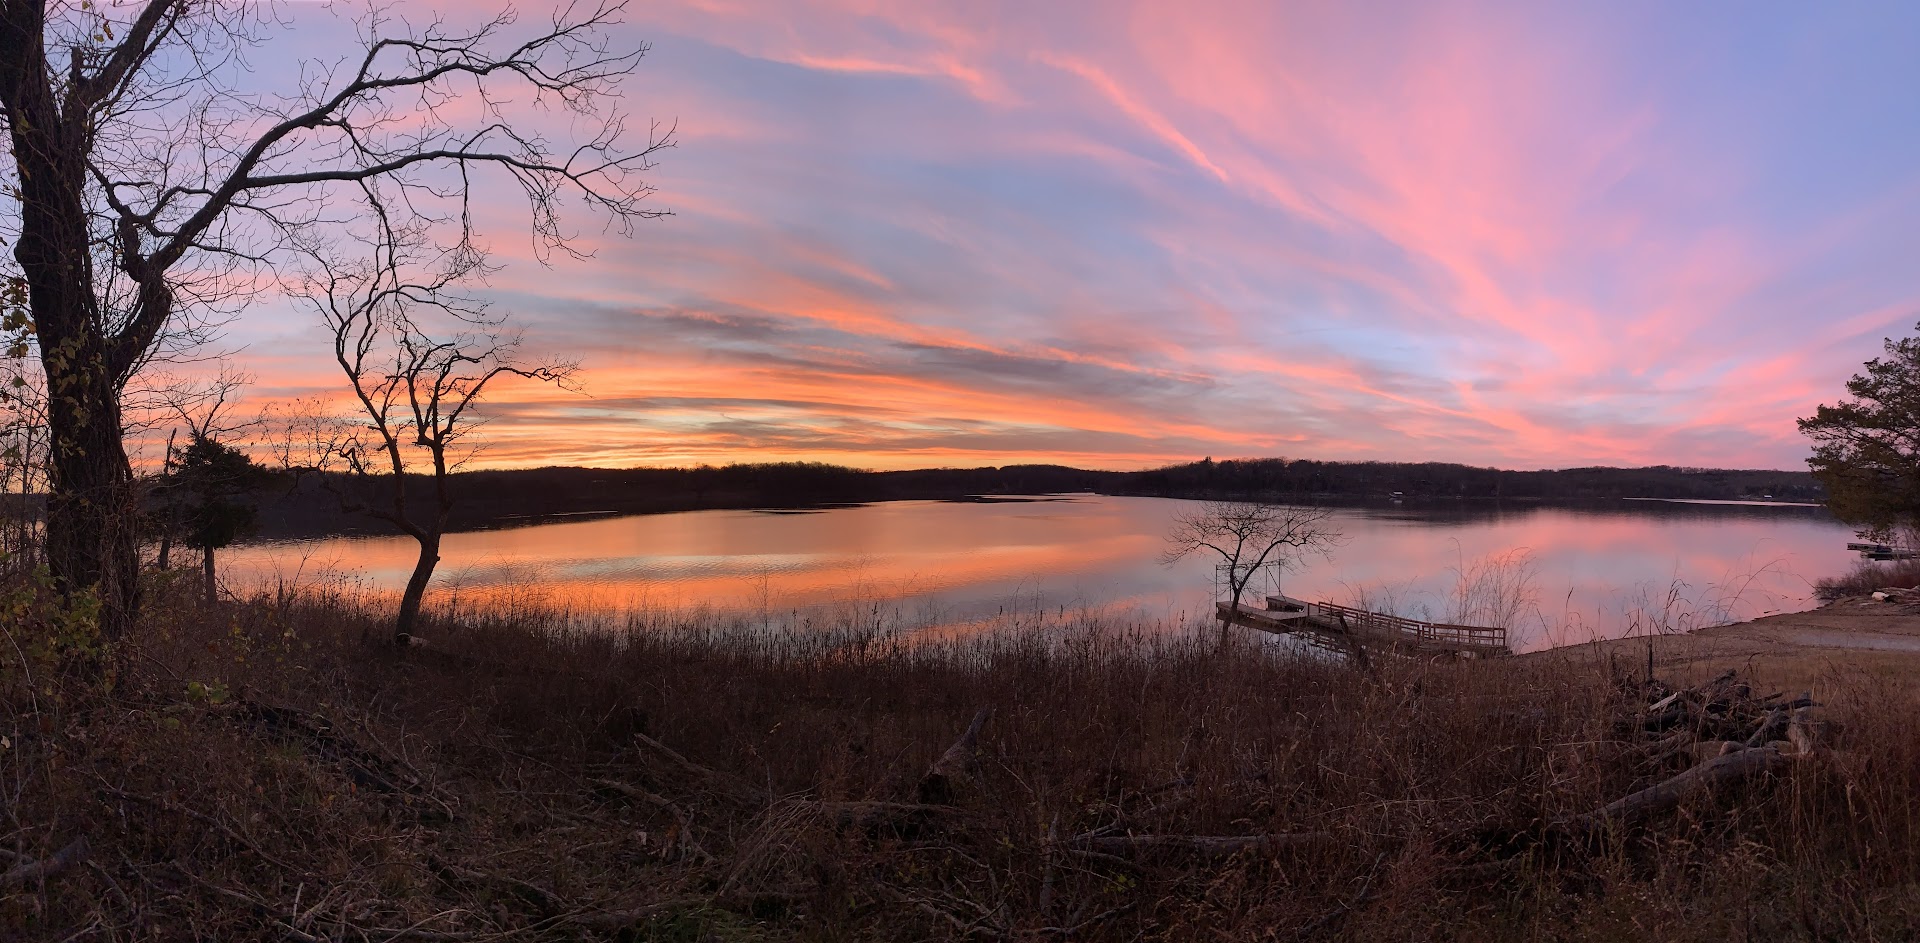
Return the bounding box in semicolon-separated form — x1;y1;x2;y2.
222;495;1855;652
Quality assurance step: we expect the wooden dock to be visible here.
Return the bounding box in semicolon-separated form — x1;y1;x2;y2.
1848;541;1920;560
1216;594;1510;658
1214;602;1311;632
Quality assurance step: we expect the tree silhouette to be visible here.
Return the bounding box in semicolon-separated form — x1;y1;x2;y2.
1162;500;1339;634
0;0;669;637
293;216;575;645
1800;324;1920;542
157;433;272;601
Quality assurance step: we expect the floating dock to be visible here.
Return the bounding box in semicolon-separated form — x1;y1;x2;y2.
1216;594;1510;658
1848;541;1920;560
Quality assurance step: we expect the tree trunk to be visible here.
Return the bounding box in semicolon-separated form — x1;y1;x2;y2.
42;376;139;641
395;533;440;645
202;545;217;603
4;10;142;642
1555;744;1791;833
1220;577;1248;647
156;430;175;570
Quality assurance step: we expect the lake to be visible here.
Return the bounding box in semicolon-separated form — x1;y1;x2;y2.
220;495;1858;652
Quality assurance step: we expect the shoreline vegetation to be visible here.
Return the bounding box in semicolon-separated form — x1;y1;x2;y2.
2;578;1914;940
251;459;1825;539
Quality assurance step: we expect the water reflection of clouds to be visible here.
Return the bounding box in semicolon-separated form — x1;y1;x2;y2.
559;552;833;578
220;496;1854;652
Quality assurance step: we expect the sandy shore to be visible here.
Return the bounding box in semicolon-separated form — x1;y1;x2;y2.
1527;593;1920;690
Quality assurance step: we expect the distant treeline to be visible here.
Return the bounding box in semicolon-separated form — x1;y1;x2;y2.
255;463;1107;538
1112;458;1824;503
251;458;1824;539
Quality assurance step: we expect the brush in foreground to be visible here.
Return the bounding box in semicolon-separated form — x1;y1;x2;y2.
0;588;1910;941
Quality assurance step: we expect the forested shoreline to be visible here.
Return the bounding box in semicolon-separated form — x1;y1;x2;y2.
251;457;1825;539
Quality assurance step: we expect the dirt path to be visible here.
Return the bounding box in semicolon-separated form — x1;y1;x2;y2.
1526;594;1920;689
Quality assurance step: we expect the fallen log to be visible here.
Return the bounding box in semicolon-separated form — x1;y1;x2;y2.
1687;740;1741;765
1643;669;1734;718
1631;728;1696;759
1556;744;1792;833
917;707;992;805
1744;708;1788;748
1694;670;1744;714
1642;701;1693;733
1788;706;1835;755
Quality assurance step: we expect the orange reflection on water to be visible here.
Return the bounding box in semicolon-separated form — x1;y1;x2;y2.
226;499;1173;618
222;496;1855;651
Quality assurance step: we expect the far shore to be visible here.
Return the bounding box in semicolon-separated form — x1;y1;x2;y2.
249;459;1825;539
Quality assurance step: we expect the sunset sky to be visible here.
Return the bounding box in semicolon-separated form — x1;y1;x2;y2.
227;1;1920;472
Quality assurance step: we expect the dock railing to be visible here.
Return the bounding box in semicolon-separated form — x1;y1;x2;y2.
1266;595;1509;655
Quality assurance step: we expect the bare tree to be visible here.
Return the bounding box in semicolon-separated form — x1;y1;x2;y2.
1162;500;1339;625
0;0;670;638
296;217;574;645
154;363;252;443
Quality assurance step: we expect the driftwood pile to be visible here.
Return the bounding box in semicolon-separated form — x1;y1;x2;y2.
592;668;1835;861
1556;668;1834;835
1048;667;1840;878
1826;585;1920;612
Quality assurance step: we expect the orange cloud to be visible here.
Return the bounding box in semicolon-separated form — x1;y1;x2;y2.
196;0;1920;472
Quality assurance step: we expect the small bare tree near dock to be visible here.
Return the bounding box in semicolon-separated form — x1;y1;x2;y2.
1162;500;1339;624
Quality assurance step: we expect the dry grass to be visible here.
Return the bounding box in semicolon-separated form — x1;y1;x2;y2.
0;575;1916;941
1815;558;1920;600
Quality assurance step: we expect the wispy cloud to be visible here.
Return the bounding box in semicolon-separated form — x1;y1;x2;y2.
215;0;1920;470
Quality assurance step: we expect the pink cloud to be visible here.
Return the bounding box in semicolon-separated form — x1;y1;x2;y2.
193;1;1920;471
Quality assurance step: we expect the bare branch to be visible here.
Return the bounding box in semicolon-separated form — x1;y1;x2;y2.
0;0;667;630
290;196;577;642
1163;500;1341;609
